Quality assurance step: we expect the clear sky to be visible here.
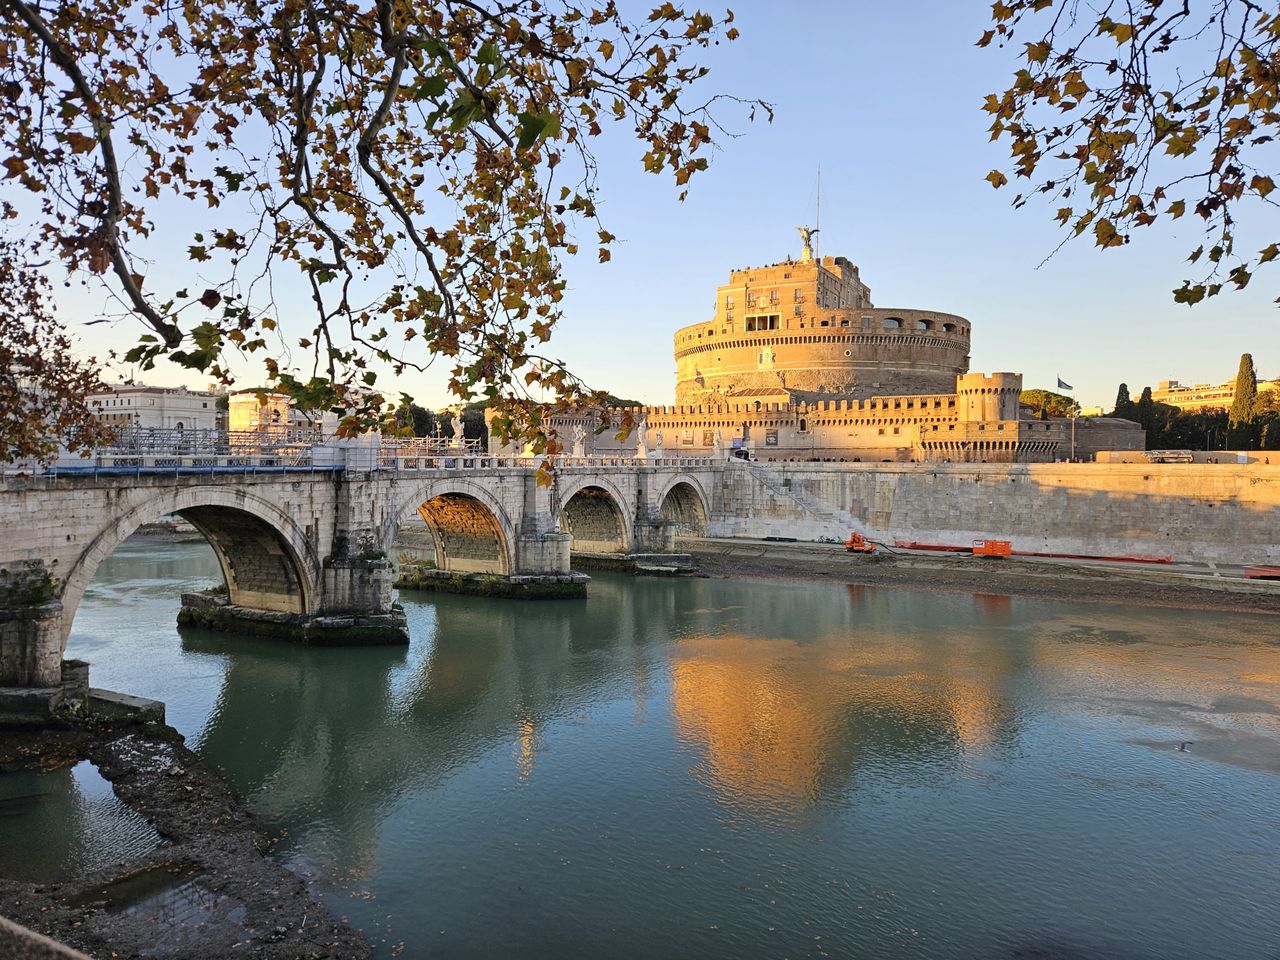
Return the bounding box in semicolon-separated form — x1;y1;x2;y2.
62;0;1280;409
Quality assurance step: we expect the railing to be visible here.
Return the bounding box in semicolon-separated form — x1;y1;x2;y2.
373;453;719;471
8;428;722;479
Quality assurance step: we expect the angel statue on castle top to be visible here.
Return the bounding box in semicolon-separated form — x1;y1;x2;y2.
797;225;819;260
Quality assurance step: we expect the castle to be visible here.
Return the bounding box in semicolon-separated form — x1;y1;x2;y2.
491;235;1141;462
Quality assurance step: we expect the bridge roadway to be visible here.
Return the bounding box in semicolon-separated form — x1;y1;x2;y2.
0;437;722;698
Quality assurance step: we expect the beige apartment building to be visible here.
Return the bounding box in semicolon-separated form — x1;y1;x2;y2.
88;383;223;432
1152;377;1279;412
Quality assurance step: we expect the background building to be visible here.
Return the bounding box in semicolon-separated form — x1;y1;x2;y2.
88;383;223;432
227;390;337;435
1152;376;1279;412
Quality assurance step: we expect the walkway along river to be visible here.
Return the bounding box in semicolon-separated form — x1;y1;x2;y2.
3;538;1279;959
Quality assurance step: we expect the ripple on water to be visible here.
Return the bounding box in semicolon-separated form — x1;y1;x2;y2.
0;760;161;884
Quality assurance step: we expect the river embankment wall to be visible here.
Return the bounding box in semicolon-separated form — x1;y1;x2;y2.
712;462;1280;566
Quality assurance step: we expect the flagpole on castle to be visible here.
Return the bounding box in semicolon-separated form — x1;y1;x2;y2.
1057;376;1077;462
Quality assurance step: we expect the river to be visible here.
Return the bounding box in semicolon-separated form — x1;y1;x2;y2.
3;538;1279;959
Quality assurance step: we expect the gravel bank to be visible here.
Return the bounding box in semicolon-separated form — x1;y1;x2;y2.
684;539;1280;615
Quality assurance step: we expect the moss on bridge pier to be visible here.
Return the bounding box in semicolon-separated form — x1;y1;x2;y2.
176;593;409;645
394;564;588;599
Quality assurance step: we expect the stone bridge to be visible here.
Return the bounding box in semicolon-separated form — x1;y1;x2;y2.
0;446;721;702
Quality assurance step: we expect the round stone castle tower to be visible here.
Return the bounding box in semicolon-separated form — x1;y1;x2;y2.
956;372;1023;422
673;249;971;404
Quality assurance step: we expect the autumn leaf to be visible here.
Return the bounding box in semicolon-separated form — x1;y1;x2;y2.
0;0;765;449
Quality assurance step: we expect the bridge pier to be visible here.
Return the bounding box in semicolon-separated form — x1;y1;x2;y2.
633;517;679;554
396;531;588;599
178;557;409;645
0;599;93;724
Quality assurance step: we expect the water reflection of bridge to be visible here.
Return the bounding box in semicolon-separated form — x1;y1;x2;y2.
183;579;1041;876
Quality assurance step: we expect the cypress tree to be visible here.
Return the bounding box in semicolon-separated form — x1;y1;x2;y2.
1113;382;1132;417
1229;353;1258;425
1141;386;1162;448
1261;419;1280;451
1136;386;1154;429
1228;353;1258;448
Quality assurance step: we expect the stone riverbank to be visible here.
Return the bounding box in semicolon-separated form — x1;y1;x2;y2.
684;538;1280;615
0;716;370;960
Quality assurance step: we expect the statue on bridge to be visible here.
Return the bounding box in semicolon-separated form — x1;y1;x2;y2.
571;424;587;458
451;413;465;448
635;417;648;460
713;429;724;457
654;430;665;452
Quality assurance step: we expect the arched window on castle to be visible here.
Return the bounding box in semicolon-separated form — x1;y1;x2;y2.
883;317;902;329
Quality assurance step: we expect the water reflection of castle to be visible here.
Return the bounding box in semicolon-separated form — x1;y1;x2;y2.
183;580;1058;877
670;591;1027;814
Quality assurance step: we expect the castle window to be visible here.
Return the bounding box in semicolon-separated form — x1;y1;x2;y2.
799;419;808;432
726;295;734;306
862;316;872;329
878;428;885;435
820;320;829;327
883;317;902;329
998;424;1005;431
794;305;802;316
794;289;802;301
943;322;956;333
916;319;931;330
893;427;900;435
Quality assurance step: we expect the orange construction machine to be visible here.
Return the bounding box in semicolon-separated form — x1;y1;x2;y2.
972;539;1012;557
845;532;877;554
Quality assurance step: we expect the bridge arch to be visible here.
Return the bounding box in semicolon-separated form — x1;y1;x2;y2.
61;487;321;645
394;479;517;576
557;479;632;555
656;476;710;537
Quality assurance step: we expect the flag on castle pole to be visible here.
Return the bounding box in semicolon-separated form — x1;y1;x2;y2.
1055;376;1078;460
